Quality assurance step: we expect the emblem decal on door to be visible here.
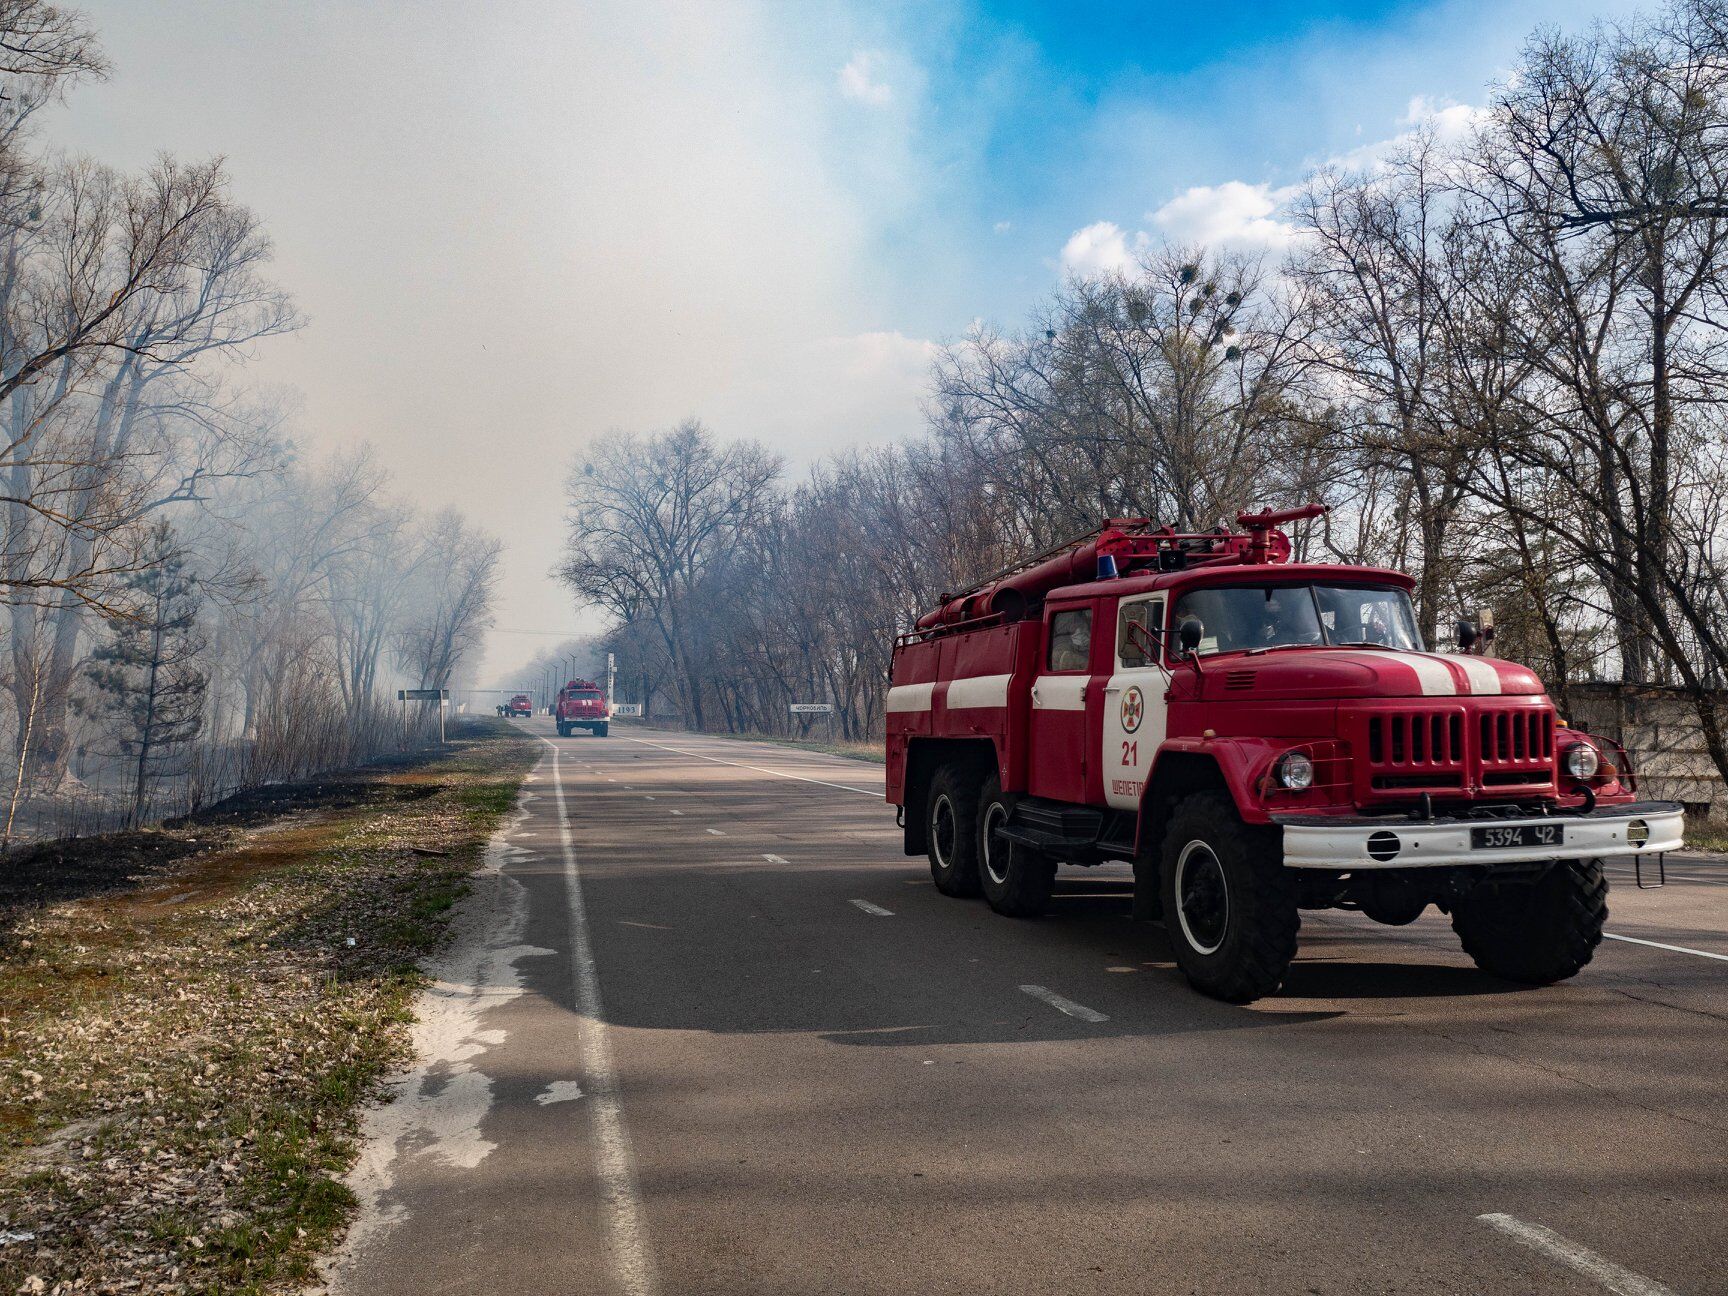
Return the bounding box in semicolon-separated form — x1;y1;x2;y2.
1120;685;1144;734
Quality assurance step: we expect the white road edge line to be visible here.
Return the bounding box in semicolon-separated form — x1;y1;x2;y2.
849;899;894;916
1477;1212;1678;1296
1604;932;1728;963
626;736;878;797
540;739;658;1296
1019;984;1109;1023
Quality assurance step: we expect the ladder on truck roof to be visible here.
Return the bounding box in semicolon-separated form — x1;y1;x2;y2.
939;517;1153;606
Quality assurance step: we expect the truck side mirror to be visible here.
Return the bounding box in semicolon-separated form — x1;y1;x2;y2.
1456;619;1478;652
1178;617;1204;657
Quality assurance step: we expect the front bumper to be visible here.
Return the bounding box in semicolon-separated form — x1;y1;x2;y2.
1274;800;1684;870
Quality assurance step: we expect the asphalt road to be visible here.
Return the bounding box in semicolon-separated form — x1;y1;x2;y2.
329;720;1728;1296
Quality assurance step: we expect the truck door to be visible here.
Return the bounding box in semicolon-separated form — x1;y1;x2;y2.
1101;593;1170;811
1028;600;1096;804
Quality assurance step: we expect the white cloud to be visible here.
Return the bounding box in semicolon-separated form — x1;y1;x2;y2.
1149;180;1300;256
1059;220;1147;278
1329;95;1489;172
838;51;892;105
1055;95;1493;277
993;219;1012;234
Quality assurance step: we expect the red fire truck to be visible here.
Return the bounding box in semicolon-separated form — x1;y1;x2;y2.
886;504;1683;1003
507;693;533;718
555;679;610;738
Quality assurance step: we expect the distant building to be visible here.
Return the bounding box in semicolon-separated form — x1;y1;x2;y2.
1569;683;1727;821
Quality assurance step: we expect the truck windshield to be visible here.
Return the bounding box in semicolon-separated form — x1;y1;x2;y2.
1172;584;1421;656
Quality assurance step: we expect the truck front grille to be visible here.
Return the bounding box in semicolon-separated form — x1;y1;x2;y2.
1479;710;1553;764
1367;712;1464;765
1358;703;1555;799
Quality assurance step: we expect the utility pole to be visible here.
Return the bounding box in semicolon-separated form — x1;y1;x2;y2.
607;652;616;713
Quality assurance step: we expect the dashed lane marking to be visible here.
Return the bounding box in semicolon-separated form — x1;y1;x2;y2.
1477;1213;1678;1296
669;810;683;816
849;899;894;916
705;829;725;836
1019;985;1108;1023
626;736;878;797
763;854;788;864
538;739;658;1295
1604;932;1728;964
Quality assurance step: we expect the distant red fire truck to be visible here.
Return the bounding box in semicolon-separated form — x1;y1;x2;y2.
555;678;610;738
885;504;1683;1002
506;693;533;718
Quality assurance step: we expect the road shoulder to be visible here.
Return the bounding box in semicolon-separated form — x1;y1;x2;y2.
0;719;538;1295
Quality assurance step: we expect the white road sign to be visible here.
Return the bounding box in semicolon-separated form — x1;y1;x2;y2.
612;703;644;717
790;703;834;714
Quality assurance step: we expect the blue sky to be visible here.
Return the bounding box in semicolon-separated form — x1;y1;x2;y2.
815;0;1649;331
54;0;1651;671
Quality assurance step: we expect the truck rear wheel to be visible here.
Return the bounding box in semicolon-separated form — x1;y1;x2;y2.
926;764;982;897
978;775;1054;917
1160;793;1298;1003
1451;858;1607;984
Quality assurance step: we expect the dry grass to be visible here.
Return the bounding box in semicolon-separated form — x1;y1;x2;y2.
0;719;537;1295
1684;812;1728;855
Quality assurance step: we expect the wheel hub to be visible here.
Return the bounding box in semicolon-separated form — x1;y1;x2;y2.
931;794;956;870
1176;840;1229;956
983;803;1010;885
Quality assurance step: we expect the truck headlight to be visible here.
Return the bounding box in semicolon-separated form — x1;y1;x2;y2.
1562;741;1599;780
1274;750;1315;790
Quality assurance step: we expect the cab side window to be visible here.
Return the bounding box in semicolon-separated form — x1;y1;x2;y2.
1117;599;1165;668
1048;608;1093;672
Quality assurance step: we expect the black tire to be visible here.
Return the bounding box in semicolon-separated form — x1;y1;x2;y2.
556;721;570;737
926;763;982;897
1451;858;1607;984
978;774;1054;917
597;722;609;737
1159;792;1299;1003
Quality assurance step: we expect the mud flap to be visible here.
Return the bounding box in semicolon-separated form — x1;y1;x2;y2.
1132;849;1163;921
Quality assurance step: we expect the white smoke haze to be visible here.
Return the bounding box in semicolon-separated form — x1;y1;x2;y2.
41;0;1656;687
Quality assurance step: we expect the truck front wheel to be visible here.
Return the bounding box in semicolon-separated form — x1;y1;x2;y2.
556;721;570;737
1451;858;1607;984
978;775;1054;917
926;764;982;897
596;722;609;737
1160;793;1299;1003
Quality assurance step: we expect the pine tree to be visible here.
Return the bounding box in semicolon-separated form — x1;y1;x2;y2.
82;524;208;826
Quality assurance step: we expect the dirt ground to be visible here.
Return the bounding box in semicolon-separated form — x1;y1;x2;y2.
0;719;538;1295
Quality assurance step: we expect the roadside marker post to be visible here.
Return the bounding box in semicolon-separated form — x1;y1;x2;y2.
790;701;836;742
398;688;450;743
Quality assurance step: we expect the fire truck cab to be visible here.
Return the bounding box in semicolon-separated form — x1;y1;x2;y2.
555;679;610;738
886;504;1684;1003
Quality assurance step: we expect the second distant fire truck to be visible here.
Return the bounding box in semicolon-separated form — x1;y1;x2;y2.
555;678;610;738
886;504;1683;1003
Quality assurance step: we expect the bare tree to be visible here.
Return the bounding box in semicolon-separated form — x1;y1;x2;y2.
559;420;781;729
